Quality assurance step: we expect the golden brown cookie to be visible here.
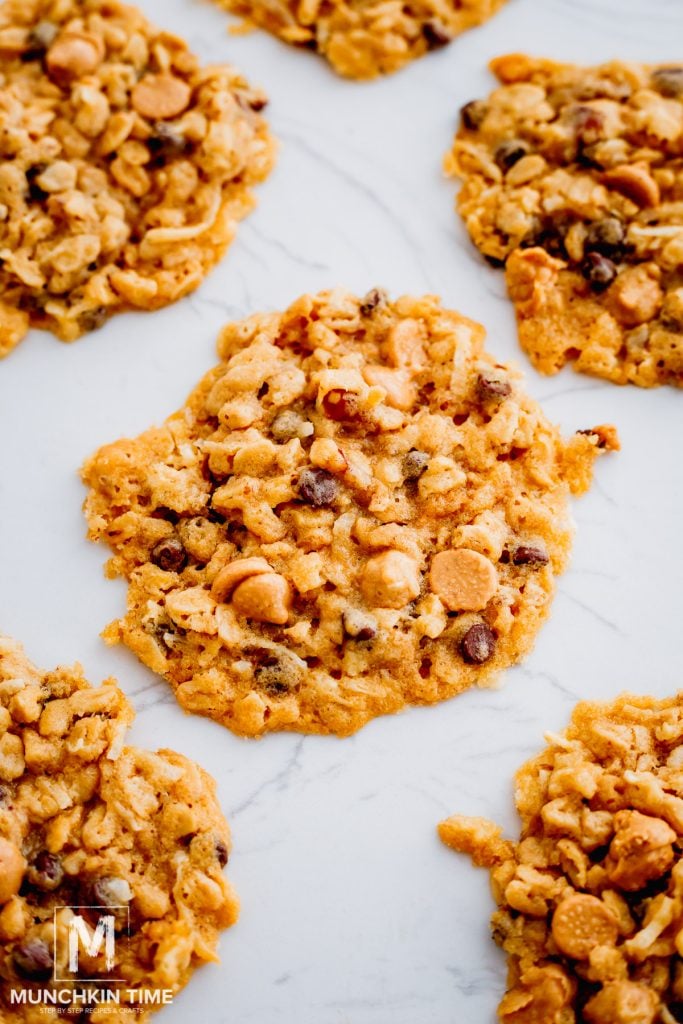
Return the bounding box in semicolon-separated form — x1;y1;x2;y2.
214;0;506;80
439;692;683;1024
0;0;275;357
446;54;683;387
82;289;617;737
0;636;238;1021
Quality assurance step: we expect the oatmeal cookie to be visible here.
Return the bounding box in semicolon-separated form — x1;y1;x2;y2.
0;0;275;357
0;636;238;1022
439;692;683;1024
213;0;506;80
446;54;683;387
82;289;617;738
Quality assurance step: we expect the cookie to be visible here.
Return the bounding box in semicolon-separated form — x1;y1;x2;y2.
446;54;683;387
0;636;238;1021
0;0;275;357
82;289;617;737
439;691;683;1024
214;0;506;80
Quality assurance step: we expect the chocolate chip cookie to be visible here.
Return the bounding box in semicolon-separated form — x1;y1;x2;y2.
447;54;683;387
213;0;506;80
82;289;617;737
0;0;275;357
440;691;683;1024
0;636;238;1019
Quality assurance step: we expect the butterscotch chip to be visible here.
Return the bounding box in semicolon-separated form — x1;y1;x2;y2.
440;690;683;1021
82;290;616;737
447;54;683;387
0;0;275;357
45;31;104;80
0;636;238;1021
429;548;497;611
131;74;192;121
551;894;619;959
211;0;507;80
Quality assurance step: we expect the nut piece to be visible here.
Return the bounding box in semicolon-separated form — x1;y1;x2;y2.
583;981;658;1024
603;164;660;208
0;838;26;904
231;573;292;624
360;550;421;609
605;810;676;891
429;549;497;612
551;893;618;959
46;32;104;82
132;74;192;121
211;557;272;603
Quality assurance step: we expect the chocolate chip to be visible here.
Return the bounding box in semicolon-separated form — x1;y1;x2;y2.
402;450;429;481
422;20;452;49
519;215;570;259
13;939;53;980
28;851;63;891
359;287;388;316
150;536;187;573
651;66;683;98
584;218;625;260
494;139;530;172
215;838;229;868
460;100;488;131
270;409;312;442
78;306;107;333
342;608;378;641
25;164;49;204
321;389;361;422
298;467;338;507
254;658;291;696
580;252;617;291
21;20;57;61
572;105;605;143
147;122;192;163
477;373;511;401
91;876;132;908
512;545;549;566
460;623;496;664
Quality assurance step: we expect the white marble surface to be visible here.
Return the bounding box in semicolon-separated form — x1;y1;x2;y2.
1;0;683;1020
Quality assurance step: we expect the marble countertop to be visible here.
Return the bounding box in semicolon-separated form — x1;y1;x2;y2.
1;0;682;1020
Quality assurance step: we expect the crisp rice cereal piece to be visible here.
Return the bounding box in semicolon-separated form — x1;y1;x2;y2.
0;636;238;1022
0;0;275;356
446;54;683;387
212;0;507;80
81;289;617;737
439;692;683;1024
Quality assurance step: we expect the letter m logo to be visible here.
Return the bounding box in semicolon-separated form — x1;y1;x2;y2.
54;906;129;982
68;914;116;973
